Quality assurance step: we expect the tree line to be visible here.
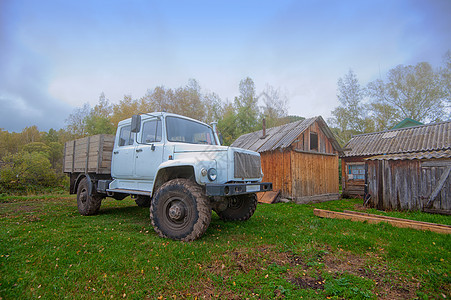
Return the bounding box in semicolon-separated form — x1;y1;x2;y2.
64;77;294;145
0;77;291;193
1;52;450;194
329;51;450;145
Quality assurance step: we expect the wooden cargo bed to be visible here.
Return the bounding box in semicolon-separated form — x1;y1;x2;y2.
63;134;115;174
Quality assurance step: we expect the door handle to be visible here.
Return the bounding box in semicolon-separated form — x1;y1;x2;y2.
113;151;119;154
136;149;143;153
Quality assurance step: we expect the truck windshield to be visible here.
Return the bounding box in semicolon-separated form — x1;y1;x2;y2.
166;116;217;145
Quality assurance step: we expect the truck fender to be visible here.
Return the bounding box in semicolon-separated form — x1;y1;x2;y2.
74;173;94;196
152;164;196;195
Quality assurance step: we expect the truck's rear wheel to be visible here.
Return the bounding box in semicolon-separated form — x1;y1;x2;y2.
77;178;102;215
216;193;257;221
150;179;211;241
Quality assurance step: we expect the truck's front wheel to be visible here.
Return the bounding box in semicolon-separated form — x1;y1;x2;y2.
150;179;211;241
77;178;102;215
216;193;257;221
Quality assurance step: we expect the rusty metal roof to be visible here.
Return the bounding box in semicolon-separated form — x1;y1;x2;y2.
342;121;451;158
231;116;342;154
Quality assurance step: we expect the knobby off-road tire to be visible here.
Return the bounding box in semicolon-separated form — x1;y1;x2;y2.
150;179;211;242
77;178;102;216
216;193;257;221
135;195;151;207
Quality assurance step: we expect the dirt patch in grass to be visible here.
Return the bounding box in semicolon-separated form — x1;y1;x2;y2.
320;250;417;300
288;275;325;290
0;202;44;221
197;244;418;299
205;244;290;275
176;245;293;299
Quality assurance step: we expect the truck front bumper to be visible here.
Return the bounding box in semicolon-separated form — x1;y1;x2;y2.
205;182;272;196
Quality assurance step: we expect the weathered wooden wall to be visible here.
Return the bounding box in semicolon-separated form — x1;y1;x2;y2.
291;150;339;203
260;120;340;203
64;134;115;174
291;121;336;154
419;160;451;212
367;159;451;212
260;150;292;196
260;149;339;202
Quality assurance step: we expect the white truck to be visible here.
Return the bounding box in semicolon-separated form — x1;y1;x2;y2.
63;112;272;241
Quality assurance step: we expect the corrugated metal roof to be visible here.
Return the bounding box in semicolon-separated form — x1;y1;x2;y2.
366;149;451;161
342;121;451;158
231;116;342;154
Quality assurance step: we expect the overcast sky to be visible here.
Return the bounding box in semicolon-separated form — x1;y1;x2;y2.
1;0;450;132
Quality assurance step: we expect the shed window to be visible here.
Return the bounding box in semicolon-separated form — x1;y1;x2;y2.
348;164;365;180
310;132;318;151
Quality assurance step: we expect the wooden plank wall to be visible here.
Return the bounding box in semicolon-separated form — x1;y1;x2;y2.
261;149;339;200
290;121;337;154
260;120;340;201
291;151;339;198
63;134;115;174
367;160;419;210
260;150;292;197
420;160;451;211
367;159;451;212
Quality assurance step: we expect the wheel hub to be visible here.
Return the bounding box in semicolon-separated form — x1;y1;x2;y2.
80;189;87;204
168;203;185;221
228;197;243;209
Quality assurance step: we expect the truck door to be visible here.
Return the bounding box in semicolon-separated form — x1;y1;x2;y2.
135;118;164;180
111;125;135;179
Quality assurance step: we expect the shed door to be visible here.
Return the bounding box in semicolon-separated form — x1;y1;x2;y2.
420;160;451;211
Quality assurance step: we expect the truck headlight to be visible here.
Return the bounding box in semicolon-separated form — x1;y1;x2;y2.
207;168;217;181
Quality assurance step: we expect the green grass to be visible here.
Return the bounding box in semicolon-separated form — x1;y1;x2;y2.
1;196;449;299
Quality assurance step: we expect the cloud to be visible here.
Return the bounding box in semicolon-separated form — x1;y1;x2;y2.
1;0;450;132
0;13;72;132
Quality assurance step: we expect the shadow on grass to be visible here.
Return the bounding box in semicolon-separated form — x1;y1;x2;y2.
98;205;146;216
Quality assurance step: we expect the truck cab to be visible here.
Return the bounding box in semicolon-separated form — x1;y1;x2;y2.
107;112;270;198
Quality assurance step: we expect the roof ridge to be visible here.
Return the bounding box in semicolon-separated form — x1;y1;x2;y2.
255;117;314;151
349;119;451;139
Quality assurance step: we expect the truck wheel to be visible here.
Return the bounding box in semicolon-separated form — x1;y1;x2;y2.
216;193;257;221
135;195;151;207
77;178;102;216
150;179;211;241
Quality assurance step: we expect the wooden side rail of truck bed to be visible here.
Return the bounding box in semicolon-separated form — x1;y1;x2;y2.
63;134;115;174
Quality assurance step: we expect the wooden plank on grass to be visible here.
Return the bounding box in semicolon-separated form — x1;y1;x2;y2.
342;210;451;228
314;209;451;234
257;190;280;204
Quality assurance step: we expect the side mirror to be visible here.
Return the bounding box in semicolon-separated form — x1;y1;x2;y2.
131;115;141;133
218;133;224;145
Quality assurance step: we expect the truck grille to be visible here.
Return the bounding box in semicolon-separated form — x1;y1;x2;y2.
234;152;261;179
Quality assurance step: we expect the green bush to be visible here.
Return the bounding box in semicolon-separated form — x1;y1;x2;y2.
0;151;60;194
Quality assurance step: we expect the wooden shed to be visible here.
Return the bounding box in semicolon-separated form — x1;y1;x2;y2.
231;116;343;203
341;121;451;213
